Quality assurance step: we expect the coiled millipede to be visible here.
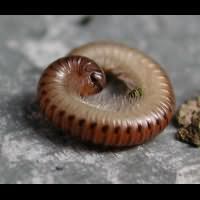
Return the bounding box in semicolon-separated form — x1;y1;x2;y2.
37;42;176;147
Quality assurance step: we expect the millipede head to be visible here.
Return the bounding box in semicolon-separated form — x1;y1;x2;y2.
66;56;107;96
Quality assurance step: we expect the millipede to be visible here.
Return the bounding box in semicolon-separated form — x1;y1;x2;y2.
37;41;176;147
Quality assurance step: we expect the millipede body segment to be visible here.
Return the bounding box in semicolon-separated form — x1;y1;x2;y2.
37;42;176;147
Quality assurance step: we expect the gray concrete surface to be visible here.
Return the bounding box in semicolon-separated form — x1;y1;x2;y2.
0;15;200;184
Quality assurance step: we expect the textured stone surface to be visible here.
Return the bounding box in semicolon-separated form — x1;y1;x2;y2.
0;15;200;184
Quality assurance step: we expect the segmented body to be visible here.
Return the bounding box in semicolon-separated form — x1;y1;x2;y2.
37;42;176;147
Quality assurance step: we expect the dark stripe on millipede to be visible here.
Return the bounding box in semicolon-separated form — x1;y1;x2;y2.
87;122;97;141
102;125;109;133
68;115;75;122
40;90;47;97
137;123;143;144
102;125;110;145
156;119;162;131
138;124;142;133
57;110;66;128
126;126;132;146
49;105;57;120
77;119;86;138
90;122;97;130
114;126;120;134
126;126;131;134
147;122;151;130
78;119;86;128
163;112;169;123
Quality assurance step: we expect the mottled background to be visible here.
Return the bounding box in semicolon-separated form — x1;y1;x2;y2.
0;15;200;184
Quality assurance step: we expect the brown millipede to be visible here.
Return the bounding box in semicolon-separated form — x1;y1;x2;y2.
37;42;176;147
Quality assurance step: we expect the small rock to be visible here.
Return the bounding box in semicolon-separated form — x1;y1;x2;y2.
77;16;93;27
55;166;64;171
176;97;200;147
